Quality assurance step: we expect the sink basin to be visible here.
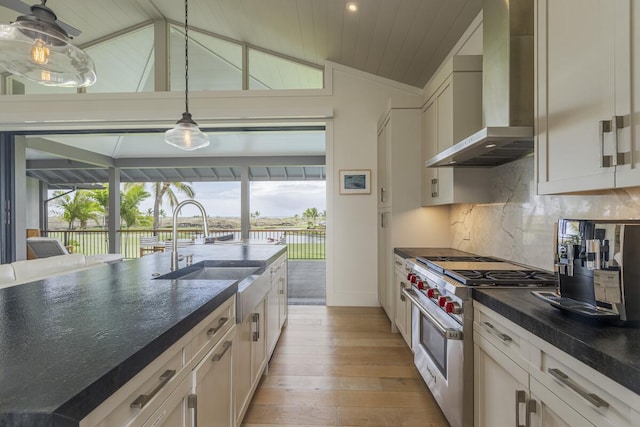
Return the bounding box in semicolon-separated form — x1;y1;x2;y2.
154;260;271;322
171;266;259;281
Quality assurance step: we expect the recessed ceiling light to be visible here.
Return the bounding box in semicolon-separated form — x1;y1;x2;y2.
449;160;456;164
485;143;497;148
347;2;358;12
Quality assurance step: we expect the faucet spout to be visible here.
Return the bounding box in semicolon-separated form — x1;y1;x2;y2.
171;200;210;271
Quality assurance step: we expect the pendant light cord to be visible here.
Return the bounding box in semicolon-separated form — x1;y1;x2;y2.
184;0;190;115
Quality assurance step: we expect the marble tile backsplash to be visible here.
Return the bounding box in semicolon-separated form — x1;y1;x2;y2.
450;156;640;271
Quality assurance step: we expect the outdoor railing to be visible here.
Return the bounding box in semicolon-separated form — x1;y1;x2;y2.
42;228;326;260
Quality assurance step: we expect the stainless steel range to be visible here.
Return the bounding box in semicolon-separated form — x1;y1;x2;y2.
402;255;555;427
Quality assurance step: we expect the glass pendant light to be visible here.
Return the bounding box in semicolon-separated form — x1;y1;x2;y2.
0;1;96;87
164;0;210;151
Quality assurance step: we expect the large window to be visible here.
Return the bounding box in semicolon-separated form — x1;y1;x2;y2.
169;25;243;91
249;48;323;90
3;22;323;95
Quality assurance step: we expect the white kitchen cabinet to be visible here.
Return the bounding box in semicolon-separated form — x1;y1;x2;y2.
421;55;490;206
377;120;391;209
393;255;411;348
536;0;640;194
266;253;287;358
142;328;235;427
376;104;421;329
377;210;393;323
234;299;267;426
474;301;638;427
140;375;193;427
192;329;234;427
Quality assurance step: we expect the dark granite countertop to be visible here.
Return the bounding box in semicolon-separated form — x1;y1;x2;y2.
473;288;640;396
0;244;286;426
394;247;475;259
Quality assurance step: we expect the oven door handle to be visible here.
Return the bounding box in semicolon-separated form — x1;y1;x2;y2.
403;288;463;340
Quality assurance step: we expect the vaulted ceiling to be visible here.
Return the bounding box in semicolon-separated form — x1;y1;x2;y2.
0;0;482;88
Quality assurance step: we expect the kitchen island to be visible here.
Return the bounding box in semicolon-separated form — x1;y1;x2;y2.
0;244;286;426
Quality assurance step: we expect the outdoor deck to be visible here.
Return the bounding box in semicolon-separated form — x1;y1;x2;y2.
288;259;326;305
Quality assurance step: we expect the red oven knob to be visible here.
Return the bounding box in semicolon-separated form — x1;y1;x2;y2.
445;301;462;314
406;272;413;281
417;281;426;290
410;275;418;284
426;288;440;299
438;296;450;307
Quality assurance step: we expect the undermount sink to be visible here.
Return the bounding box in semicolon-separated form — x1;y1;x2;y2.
170;266;260;281
155;260;270;322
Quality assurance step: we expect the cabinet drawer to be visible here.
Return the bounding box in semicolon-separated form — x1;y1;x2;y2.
473;305;530;370
190;295;235;364
80;334;189;427
534;346;633;427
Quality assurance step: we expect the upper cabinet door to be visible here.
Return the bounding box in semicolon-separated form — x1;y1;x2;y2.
421;56;490;206
377;118;391;209
536;0;632;194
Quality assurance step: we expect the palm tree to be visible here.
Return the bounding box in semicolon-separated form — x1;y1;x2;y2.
55;190;100;230
120;184;152;228
251;210;261;226
150;182;195;230
303;207;319;227
89;187;109;228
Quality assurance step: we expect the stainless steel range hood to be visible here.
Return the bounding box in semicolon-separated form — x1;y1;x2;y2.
426;0;534;168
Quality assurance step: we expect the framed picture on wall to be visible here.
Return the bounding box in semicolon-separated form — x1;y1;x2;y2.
339;169;371;195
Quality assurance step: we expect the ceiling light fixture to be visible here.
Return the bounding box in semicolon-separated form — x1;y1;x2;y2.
346;2;358;12
164;0;210;151
0;0;96;87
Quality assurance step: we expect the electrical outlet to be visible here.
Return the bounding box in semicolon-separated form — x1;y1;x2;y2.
463;231;470;240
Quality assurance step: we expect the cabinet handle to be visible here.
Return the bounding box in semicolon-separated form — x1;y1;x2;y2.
380;212;386;228
431;178;438;198
211;340;232;362
612;115;629;165
206;316;229;337
600;119;613;167
515;390;526;427
380;187;386;203
188;394;198;427
547;368;609;408
130;369;176;409
483;321;512;342
252;313;260;341
525;399;536;427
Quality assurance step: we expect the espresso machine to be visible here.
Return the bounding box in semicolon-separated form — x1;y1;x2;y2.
533;219;640;323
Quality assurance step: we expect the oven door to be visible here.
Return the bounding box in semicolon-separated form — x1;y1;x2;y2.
403;288;466;427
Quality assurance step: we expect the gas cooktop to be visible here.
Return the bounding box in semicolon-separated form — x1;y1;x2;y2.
416;255;557;287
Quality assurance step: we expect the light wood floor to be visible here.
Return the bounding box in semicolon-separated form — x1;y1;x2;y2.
241;306;449;427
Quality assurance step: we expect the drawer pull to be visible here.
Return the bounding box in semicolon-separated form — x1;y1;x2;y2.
483;321;512;342
252;312;260;341
130;369;176;409
211;340;232;362
206;316;229;337
515;389;526;427
548;368;610;408
188;394;198;427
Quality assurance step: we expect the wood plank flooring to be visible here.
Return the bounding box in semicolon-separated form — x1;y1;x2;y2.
241;306;449;427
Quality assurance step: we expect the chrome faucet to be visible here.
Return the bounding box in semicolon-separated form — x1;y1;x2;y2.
171;200;210;271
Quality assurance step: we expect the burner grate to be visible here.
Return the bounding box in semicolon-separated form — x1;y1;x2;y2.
445;269;557;286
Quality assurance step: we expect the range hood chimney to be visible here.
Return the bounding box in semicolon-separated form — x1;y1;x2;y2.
426;0;534;168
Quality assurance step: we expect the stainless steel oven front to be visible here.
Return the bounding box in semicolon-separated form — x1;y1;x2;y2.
404;286;473;427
